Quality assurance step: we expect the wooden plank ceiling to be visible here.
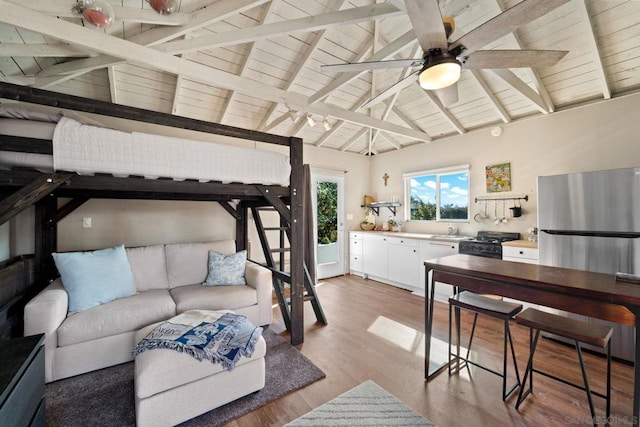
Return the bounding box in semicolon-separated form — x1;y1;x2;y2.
0;0;638;155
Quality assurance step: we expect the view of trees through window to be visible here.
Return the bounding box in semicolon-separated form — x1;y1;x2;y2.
317;181;338;244
405;168;469;221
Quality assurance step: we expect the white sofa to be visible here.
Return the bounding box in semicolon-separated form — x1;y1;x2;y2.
24;240;273;383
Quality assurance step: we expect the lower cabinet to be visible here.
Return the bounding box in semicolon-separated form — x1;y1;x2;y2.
420;240;459;300
502;242;539;309
362;233;389;280
388;237;420;289
350;233;459;296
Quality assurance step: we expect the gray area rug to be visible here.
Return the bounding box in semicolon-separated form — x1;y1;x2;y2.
45;328;325;426
286;380;435;426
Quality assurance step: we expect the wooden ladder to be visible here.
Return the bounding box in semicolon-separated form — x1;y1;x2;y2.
251;206;327;331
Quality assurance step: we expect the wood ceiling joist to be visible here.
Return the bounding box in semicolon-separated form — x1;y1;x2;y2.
0;1;431;142
491;69;548;114
493;0;556;113
340;128;368;152
34;0;271;86
573;0;611;99
218;0;280;124
470;69;510;123
423;91;466;135
0;44;94;57
157;3;402;55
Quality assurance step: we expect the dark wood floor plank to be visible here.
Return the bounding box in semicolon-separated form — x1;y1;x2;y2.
228;275;634;427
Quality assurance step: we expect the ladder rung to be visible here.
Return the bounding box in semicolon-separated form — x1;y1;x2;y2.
264;226;289;231
270;248;290;253
286;295;314;305
256;207;277;211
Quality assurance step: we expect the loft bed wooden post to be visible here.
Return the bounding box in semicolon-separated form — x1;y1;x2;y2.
34;194;57;286
235;201;248;252
289;136;304;346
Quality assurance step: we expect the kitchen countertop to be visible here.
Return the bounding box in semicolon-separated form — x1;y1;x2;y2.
354;231;471;242
502;239;538;248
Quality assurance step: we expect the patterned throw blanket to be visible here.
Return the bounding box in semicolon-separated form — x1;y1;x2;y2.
133;311;263;371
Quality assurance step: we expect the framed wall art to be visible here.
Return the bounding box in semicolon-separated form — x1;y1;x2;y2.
485;162;511;193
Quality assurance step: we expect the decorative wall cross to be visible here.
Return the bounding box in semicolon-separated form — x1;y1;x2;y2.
383;173;389;186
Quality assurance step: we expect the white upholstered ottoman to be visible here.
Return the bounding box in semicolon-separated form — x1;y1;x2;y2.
133;310;266;427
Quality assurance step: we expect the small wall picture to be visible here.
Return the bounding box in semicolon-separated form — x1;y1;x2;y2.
485;162;511;193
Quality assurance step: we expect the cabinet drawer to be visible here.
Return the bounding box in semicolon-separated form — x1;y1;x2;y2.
503;246;538;261
350;254;363;272
350;232;363;240
349;238;363;255
387;236;419;247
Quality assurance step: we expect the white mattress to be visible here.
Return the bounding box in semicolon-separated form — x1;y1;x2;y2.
0;117;291;186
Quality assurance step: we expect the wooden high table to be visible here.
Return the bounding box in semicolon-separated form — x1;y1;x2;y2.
424;254;640;425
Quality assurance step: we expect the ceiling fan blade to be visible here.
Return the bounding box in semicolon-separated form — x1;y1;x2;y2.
404;0;447;51
320;58;423;74
450;0;571;54
435;84;458;107
461;49;569;69
360;71;420;110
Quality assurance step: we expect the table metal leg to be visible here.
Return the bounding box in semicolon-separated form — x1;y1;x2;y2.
424;268;452;381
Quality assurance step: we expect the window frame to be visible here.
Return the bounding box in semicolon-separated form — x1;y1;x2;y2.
403;164;470;223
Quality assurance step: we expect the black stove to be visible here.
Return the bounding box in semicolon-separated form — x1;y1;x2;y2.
458;231;520;259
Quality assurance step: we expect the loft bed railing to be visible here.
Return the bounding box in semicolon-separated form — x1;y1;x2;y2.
0;82;309;345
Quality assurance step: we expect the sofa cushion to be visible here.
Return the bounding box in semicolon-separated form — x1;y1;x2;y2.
58;290;176;347
126;245;169;291
52;245;136;312
170;284;257;313
202;250;247;286
165;241;236;288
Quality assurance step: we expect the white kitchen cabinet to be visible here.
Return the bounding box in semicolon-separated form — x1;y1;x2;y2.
420;240;459;300
502;245;539;264
502;241;539;309
387;237;420;289
363;233;389;280
349;232;364;276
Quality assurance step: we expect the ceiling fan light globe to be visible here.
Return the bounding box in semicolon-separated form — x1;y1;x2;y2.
419;62;461;90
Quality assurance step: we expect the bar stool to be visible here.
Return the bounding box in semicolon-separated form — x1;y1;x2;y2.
448;290;523;400
515;308;612;426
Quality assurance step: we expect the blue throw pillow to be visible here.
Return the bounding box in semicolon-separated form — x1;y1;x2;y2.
202;250;247;286
52;244;137;312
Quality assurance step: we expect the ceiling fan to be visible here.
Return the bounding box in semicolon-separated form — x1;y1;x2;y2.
321;0;571;108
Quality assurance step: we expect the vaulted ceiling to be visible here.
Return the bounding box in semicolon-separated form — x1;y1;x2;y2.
0;0;638;155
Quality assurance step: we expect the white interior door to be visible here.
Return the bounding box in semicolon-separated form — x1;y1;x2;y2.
312;172;345;279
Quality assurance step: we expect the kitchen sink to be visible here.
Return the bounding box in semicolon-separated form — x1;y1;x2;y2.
431;235;471;241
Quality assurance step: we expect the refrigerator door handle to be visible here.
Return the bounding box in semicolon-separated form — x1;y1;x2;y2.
541;229;640;239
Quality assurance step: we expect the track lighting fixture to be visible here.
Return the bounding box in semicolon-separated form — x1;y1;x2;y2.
323;117;332;131
306;114;316;127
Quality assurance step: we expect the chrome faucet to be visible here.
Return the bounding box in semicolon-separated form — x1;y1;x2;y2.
448;226;459;236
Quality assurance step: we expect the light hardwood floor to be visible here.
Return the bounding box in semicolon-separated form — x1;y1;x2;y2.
229;275;634;426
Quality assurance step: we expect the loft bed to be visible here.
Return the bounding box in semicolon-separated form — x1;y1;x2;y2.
0;82;309;345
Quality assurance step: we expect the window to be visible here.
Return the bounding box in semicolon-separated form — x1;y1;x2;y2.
403;165;470;222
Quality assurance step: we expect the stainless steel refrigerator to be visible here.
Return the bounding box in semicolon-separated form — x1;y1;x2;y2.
538;166;640;362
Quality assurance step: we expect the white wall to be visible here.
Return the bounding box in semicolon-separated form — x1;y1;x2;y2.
368;92;640;238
